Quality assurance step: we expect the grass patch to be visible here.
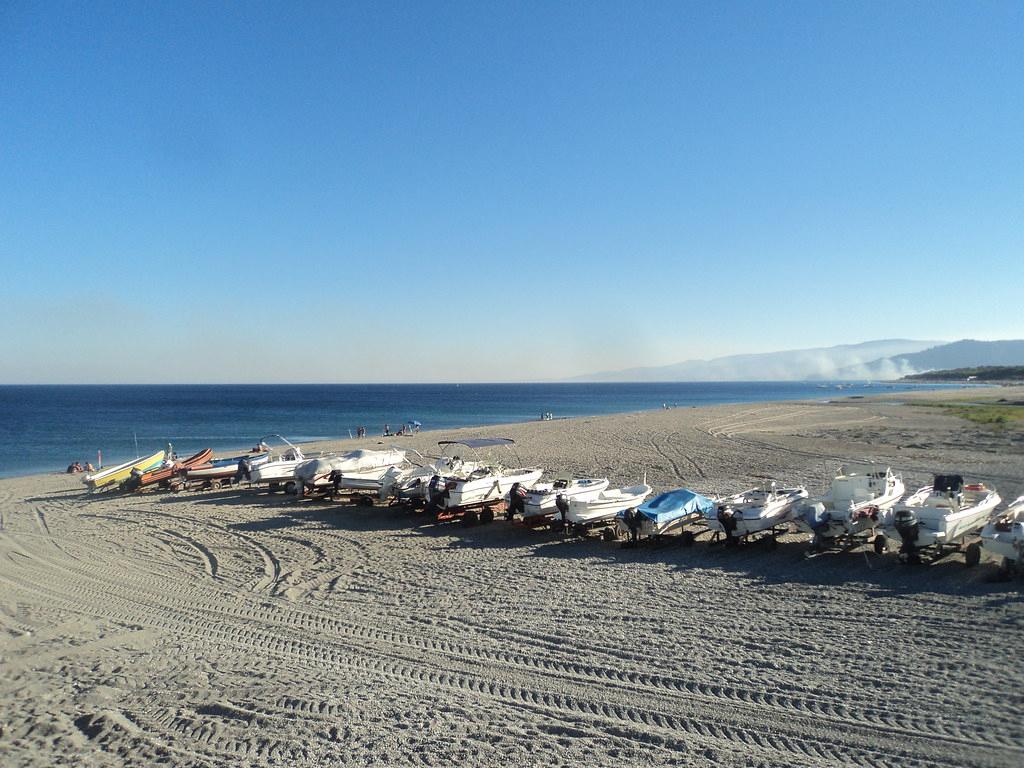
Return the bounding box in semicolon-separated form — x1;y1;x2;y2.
908;401;1024;427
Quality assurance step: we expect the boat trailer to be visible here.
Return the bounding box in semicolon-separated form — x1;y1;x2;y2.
891;509;982;566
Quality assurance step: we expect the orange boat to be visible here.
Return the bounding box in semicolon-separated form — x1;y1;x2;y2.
124;448;213;491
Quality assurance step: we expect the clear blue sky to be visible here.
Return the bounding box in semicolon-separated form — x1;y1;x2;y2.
1;1;1021;382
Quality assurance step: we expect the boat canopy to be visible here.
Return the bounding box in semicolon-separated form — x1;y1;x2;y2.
438;438;515;449
635;488;716;524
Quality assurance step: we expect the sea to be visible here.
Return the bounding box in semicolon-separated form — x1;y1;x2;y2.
0;382;969;479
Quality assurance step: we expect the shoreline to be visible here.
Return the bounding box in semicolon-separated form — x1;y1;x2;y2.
0;382;999;483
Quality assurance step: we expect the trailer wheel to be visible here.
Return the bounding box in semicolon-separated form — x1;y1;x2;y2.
601;527;618;542
462;509;479;527
359;495;374;508
284;481;297;495
873;534;887;555
680;530;695;548
480;507;494;524
964;541;981;567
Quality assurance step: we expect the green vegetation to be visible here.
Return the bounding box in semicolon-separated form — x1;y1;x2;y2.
903;366;1024;382
909;400;1024;428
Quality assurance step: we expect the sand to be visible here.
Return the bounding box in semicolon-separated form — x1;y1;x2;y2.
1;389;1023;767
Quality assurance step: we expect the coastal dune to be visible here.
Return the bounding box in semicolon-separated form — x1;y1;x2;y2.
1;391;1022;767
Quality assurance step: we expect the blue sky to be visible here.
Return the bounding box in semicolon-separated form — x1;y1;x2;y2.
1;1;1021;382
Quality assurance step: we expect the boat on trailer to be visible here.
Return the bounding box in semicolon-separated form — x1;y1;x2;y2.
431;438;542;524
246;435;307;493
885;475;1001;565
980;495;1024;574
516;477;610;528
615;487;716;544
122;447;213;491
330;449;408;494
796;465;904;553
705;483;809;548
184;452;270;486
565;483;653;534
293;448;406;496
379;451;483;506
84;450;166;492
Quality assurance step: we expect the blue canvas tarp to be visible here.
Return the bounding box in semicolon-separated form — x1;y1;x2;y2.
632;488;716;525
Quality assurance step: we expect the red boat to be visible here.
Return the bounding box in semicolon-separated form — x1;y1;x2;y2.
124;448;213;491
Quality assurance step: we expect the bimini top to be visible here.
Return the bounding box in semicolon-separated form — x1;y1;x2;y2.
634;488;716;525
438;438;515;449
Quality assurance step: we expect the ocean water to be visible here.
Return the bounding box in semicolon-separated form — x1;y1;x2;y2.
0;382;966;478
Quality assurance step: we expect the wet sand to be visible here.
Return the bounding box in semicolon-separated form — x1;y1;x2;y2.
2;388;1023;766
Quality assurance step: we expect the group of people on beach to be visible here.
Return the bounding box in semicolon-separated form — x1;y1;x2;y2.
65;461;95;474
376;422;421;438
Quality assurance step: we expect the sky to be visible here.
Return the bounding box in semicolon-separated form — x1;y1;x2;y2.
1;1;1022;383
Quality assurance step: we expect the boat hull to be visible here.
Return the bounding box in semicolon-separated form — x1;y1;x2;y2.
566;485;653;526
84;450;166;491
521;479;610;521
705;488;808;537
186;453;269;482
443;469;543;509
885;486;1001;551
130;448;213;490
980;497;1024;563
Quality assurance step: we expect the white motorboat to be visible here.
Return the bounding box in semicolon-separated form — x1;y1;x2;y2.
185;452;270;483
432;438;542;522
295;448;406;494
565;483;653;530
246;435;307;491
443;466;543;510
379;452;483;504
886;475;1001;565
797;465;905;552
706;483;809;547
980;495;1024;572
516;477;610;527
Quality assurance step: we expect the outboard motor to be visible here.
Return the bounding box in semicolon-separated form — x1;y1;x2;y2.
893;508;920;559
426;475;444;510
506;482;527;520
554;493;570;531
717;506;739;546
235;457;252;484
123;467;144;492
330;469;344;496
802;502;830;532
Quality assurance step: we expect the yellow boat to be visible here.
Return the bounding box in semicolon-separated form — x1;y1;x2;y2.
83;450;166;491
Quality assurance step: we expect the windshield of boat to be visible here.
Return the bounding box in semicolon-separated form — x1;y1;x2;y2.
437;438;523;467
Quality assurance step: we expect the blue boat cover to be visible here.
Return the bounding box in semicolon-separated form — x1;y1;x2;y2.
629;488;716;524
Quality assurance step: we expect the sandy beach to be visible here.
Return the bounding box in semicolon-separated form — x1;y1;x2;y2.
2;389;1023;767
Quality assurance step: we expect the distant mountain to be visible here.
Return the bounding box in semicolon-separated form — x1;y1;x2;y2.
575;339;938;382
837;339;1024;379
